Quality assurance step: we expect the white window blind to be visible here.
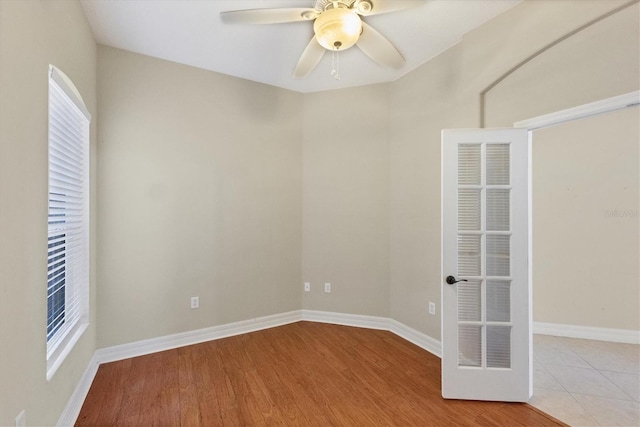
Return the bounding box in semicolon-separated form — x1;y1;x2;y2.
47;65;90;380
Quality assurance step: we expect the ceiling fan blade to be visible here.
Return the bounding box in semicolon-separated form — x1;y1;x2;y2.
294;37;326;78
221;8;319;25
356;22;405;69
356;0;424;16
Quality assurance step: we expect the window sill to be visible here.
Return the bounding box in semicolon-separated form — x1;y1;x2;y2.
46;321;89;382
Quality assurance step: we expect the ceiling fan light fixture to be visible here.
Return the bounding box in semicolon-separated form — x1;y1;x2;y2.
313;7;362;51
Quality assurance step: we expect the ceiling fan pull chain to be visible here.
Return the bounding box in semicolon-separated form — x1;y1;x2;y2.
331;50;341;80
331;50;336;77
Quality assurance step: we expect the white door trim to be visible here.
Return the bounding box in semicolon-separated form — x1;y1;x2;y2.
514;91;639;130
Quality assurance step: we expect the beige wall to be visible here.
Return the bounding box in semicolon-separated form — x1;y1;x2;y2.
302;85;391;316
0;1;97;426
389;0;639;339
97;46;303;347
532;107;639;330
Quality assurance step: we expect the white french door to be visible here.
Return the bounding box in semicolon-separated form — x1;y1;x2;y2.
441;128;532;402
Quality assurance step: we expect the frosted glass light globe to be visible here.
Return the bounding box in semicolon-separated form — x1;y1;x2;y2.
314;8;362;51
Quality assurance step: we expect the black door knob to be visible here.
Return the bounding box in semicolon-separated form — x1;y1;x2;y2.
446;276;467;285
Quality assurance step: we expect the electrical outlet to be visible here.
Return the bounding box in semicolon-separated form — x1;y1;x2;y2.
304;282;310;292
190;296;199;309
324;282;331;293
429;302;436;315
15;410;25;427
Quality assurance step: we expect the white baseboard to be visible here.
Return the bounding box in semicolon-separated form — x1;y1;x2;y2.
299;309;442;357
389;319;442;358
56;352;100;427
96;310;302;364
57;309;441;426
299;309;390;331
534;321;640;344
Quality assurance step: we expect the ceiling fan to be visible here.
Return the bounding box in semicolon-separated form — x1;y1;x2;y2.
220;0;424;78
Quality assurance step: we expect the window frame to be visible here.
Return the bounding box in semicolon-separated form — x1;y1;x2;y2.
46;65;91;381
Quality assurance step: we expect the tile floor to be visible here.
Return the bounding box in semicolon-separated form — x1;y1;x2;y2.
529;334;640;426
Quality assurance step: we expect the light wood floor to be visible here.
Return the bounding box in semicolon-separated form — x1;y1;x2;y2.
77;322;565;426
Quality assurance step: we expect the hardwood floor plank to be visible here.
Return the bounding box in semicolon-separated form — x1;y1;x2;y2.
258;328;335;426
77;322;567;427
217;339;268;425
203;342;242;427
244;333;313;425
185;344;224;427
141;350;180;426
75;360;125;426
115;355;152;426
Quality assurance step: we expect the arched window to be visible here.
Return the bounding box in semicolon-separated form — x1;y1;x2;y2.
47;65;90;380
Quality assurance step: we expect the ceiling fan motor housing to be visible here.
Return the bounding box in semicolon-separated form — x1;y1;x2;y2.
313;7;363;51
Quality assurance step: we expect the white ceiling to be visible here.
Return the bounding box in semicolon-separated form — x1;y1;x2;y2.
81;0;521;93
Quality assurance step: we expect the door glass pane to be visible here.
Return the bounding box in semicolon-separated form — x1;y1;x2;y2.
487;235;510;276
458;189;481;231
487;280;510;322
458;280;481;321
458;144;480;185
486;144;510;185
458;325;482;367
487;326;511;368
486;189;510;231
458;235;481;276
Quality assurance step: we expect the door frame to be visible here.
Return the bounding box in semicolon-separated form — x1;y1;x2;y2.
513;91;639;131
513;90;639;343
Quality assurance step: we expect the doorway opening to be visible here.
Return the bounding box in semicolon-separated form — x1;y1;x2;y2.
517;93;639;425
